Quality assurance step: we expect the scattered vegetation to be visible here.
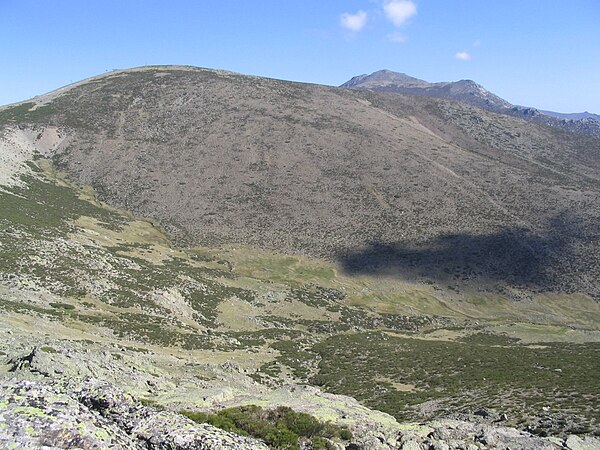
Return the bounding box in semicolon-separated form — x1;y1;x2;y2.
1;155;600;438
311;331;600;435
181;405;352;449
0;102;55;127
49;302;76;310
39;346;59;354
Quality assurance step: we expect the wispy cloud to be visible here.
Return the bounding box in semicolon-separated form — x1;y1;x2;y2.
387;31;407;43
340;10;368;32
455;51;472;61
383;0;417;27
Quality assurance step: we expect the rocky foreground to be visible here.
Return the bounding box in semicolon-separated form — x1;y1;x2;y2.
1;378;268;450
1;374;599;450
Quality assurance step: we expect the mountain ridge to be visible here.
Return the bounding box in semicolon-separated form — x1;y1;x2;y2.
2;65;599;299
341;69;600;137
541;110;600;121
341;69;513;110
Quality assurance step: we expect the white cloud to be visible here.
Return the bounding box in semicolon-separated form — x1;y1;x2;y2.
383;0;417;27
387;31;407;43
340;10;368;32
455;51;471;61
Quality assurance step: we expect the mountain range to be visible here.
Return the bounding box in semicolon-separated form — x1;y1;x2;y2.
341;69;600;138
540;110;600;121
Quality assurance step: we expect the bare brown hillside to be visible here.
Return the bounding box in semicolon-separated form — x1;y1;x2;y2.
3;66;599;297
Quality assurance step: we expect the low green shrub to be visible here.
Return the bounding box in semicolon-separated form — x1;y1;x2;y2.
180;405;352;449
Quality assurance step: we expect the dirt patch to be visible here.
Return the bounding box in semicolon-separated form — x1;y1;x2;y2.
0;127;65;187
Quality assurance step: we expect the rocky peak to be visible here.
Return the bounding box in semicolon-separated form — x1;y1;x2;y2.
340;69;600;136
450;79;481;90
340;69;512;110
341;69;429;88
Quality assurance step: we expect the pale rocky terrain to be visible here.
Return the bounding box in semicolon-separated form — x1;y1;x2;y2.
1;378;270;450
3;344;598;450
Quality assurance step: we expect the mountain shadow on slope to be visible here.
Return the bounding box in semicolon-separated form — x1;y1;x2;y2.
338;213;599;299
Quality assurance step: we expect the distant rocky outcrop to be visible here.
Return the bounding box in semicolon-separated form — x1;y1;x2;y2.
342;70;600;138
342;70;431;89
342;70;512;111
541;110;600;121
509;105;600;137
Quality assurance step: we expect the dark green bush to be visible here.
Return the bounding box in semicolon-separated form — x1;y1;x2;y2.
49;302;76;310
275;406;324;437
339;428;353;440
180;405;352;449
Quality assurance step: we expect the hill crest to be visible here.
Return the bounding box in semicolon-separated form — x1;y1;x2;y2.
341;69;600;137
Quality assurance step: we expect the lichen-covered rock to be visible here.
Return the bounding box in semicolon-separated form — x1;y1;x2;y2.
392;419;600;450
75;378;269;450
0;378;269;449
565;434;600;450
2;372;599;450
0;379;139;449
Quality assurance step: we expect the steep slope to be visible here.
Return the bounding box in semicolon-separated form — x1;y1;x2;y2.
342;69;600;137
2;65;599;299
0;144;599;442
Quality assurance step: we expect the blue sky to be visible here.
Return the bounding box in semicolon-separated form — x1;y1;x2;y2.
1;1;599;113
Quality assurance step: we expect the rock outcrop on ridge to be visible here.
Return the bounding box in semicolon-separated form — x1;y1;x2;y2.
341;69;600;138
